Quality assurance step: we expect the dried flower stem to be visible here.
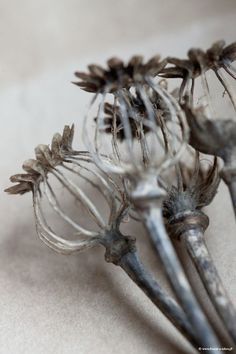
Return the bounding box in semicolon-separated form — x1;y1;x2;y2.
131;180;221;352
5;123;199;349
181;222;236;344
101;229;198;348
164;154;236;344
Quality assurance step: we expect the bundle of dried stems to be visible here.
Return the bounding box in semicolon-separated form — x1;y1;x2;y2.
5;40;236;353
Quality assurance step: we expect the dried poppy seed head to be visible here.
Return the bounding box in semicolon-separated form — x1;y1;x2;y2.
83;72;188;181
163;154;220;239
159;40;236;103
160;40;236;79
73;55;166;93
5;125;128;255
187;40;236;72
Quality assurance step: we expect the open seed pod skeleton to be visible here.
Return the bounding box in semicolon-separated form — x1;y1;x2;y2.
6;43;236;351
74;56;221;351
75;56;187;177
159;40;236;104
5;125;128;254
6;124;205;349
163;150;236;344
159;40;236;218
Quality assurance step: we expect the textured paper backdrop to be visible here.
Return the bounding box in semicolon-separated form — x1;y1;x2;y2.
1;1;236;353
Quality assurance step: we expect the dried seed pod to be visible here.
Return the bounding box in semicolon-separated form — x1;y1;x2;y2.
5;125;128;254
73;55;166;93
163;153;220;238
5;126;201;348
165;40;236;218
163;154;236;344
159;40;236;103
80;55;221;350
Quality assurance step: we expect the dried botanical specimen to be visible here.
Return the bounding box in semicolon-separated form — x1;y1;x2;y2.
73;55;167;93
159;40;236;102
7;40;236;352
75;58;221;350
6;125;199;348
163;153;236;344
160;40;236;218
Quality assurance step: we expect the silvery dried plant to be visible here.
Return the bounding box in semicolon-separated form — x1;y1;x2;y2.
159;40;236;103
74;56;221;350
5;125;200;348
6;42;236;353
163;152;236;344
159;40;236;218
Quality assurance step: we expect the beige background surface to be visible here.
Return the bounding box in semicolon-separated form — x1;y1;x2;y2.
1;1;236;353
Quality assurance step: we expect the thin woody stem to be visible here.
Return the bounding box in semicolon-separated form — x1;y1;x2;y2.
140;207;220;352
183;227;236;344
101;229;198;348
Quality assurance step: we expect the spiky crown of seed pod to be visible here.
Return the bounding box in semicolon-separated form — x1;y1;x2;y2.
5;125;77;195
73;55;166;93
100;86;171;140
162;154;220;220
5;124;134;255
159;40;236;79
181;99;236;160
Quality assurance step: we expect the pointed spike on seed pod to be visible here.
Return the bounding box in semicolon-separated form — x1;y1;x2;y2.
73;81;99;92
23;159;44;176
128;55;143;68
4;182;32;195
82;86;99;93
74;81;97;88
10;173;36;184
188;48;206;64
35;144;52;160
35;144;54;169
211;40;226;52
62;124;74;151
146;55;161;67
88;64;105;78
158;67;185;79
107;57;124;70
74;71;91;80
51;133;62;157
